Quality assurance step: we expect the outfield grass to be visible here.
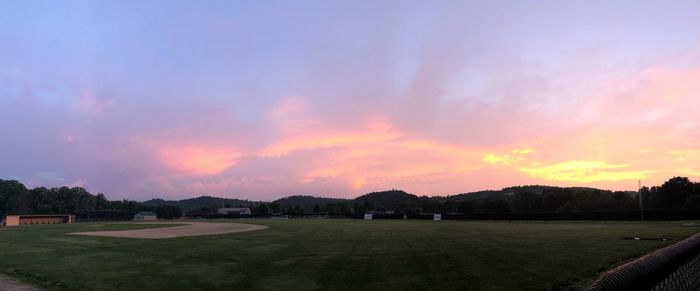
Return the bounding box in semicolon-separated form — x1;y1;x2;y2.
0;219;698;291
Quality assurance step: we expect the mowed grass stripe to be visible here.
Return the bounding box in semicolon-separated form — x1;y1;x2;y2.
0;220;697;290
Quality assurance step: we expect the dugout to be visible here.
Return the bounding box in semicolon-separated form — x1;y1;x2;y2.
2;214;76;226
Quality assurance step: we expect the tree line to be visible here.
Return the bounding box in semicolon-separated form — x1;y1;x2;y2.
185;177;700;218
241;177;700;217
0;179;182;219
2;177;699;220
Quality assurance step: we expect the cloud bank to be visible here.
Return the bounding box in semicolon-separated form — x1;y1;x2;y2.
1;1;699;200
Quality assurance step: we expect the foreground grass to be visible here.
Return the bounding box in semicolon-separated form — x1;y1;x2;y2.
0;220;698;291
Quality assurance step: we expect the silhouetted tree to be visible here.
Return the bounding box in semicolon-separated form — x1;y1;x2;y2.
257;203;269;215
156;205;183;219
646;177;694;209
458;200;476;214
683;195;700;209
512;191;542;213
270;202;281;213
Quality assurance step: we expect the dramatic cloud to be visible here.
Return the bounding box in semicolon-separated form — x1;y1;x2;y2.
520;161;654;183
1;1;699;200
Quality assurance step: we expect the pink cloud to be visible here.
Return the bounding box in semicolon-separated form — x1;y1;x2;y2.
132;138;240;176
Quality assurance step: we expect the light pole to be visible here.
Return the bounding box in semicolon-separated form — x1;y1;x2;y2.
638;180;644;223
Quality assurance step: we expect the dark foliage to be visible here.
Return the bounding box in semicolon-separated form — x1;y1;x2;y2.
642;177;699;210
0;179;182;220
143;196;257;212
273;195;347;213
2;177;699;221
155;205;183;219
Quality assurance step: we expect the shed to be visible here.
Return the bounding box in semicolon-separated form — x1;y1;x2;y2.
134;211;157;221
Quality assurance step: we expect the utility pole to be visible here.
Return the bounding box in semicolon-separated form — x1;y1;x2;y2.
638;180;644;223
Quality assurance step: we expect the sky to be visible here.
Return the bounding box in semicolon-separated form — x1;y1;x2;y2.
1;1;700;201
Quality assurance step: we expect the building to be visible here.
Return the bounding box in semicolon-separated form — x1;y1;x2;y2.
217;208;251;215
2;214;75;226
133;211;158;221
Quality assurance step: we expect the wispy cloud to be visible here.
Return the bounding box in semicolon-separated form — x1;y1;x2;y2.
72;91;113;115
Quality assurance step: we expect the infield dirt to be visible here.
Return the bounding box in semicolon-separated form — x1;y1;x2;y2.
0;273;41;291
69;222;268;239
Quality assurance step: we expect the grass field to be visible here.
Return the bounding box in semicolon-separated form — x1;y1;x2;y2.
0;219;698;291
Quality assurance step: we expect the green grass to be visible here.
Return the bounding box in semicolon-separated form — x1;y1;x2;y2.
0;219;698;291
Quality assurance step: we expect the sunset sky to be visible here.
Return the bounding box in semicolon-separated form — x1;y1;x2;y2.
1;1;699;200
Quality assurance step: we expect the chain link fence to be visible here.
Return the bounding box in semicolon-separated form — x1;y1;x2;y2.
588;233;700;291
651;252;700;291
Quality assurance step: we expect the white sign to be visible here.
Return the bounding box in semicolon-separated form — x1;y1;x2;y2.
364;213;373;220
433;214;442;221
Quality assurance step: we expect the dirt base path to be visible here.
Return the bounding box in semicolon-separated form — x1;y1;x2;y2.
0;274;41;291
69;222;268;239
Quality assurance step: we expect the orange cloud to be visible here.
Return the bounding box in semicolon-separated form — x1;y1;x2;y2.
482;148;534;165
259;131;400;157
259;120;400;157
159;145;240;176
668;150;700;162
520;160;654;183
482;153;523;166
511;148;535;155
481;146;657;184
643;66;700;103
297;135;484;190
131;136;241;176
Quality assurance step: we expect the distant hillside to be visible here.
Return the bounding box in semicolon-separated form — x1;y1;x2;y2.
143;196;260;212
352;190;429;211
8;176;697;219
446;185;618;202
141;185;642;214
502;185;562;194
446;190;512;201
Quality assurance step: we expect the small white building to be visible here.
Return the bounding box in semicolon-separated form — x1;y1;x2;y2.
364;213;373;220
433;214;442;221
134;211;157;221
218;208;252;215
